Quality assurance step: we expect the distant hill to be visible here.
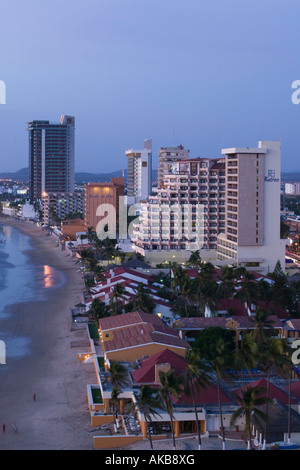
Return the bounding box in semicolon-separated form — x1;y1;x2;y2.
0;168;158;184
0;167;297;184
0;167;29;182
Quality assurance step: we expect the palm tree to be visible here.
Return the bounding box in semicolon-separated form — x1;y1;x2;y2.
247;307;276;344
208;337;234;450
268;260;290;311
109;283;127;315
111;387;121;432
125;283;156;314
258;337;289;449
235;270;258;314
158;369;183;450
186;250;202;269
193;278;219;316
86;226;96;244
234;333;259;390
133;386;164;450
175;272;195;317
230;385;271;450
198;261;216;281
217;266;236;313
256;278;273;307
88;298;111;324
281;348;297;445
109;360;129;389
181;349;211;449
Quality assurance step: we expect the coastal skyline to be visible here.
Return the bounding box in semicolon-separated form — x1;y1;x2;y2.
1;0;300;174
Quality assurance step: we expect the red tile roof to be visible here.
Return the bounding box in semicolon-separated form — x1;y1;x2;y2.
132;348;187;384
99;310;164;332
232;378;297;405
131;347;232;405
285;380;300;399
175;314;283;330
172;383;233;406
103;321;190;353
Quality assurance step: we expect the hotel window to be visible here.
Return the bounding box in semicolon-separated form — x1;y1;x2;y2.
190;162;198;176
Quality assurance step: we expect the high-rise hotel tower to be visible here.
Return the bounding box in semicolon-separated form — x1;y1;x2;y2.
28;114;75;200
126;139;152;204
217;140;286;274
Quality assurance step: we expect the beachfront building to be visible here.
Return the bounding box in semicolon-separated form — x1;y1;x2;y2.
157;145;190;188
84;265;174;321
126;139;152;204
172;314;283;345
84;178;125;239
216;140;286;275
132;157;226;259
28;115;75;200
98;311;190;363
42;189;85;225
81;307;300;448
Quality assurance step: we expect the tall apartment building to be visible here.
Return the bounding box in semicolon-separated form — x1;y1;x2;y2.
217;141;286;274
126;139;152;204
132;157;226;253
157;145;190;188
84;178;125;239
42;189;84;225
28;114;75;200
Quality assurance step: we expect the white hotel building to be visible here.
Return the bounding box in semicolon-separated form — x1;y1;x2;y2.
126;139;152;204
217;140;286;274
132;157;226;253
132;140;285;274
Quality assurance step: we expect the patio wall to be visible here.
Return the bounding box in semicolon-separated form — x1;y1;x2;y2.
93;435;143;449
90;413;114;427
93;433;169;449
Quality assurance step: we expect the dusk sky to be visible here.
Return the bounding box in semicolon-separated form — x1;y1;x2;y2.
1;0;300;174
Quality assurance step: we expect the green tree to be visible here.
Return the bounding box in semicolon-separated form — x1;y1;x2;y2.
133;386;164;450
206;337;235;450
109;283;127;316
217;266;237;313
233;334;259;390
186;250;202;269
175;272;195;317
181;349;211;450
158;369;183;450
109;361;129;389
258;337;290;450
247;308;276;344
230;385;271;450
124;283;156;314
234;270;258;314
193;327;236;360
268;261;290;311
111;387;121;431
193;278;220;316
88;298;111;324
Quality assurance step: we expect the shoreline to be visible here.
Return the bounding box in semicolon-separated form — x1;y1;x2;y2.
0;217;246;452
0;216;97;450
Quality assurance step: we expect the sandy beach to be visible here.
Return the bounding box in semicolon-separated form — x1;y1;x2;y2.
0;217;97;450
0;217;247;453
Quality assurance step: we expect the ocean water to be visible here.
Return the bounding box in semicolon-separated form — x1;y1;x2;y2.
0;222;64;359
